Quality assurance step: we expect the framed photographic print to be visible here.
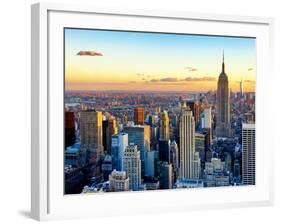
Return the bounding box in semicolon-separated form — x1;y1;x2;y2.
31;2;274;221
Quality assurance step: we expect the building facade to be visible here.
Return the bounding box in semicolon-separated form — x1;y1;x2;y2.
109;169;130;192
179;108;195;179
111;132;128;171
134;107;145;125
80;110;104;161
123;144;142;190
242;123;255;185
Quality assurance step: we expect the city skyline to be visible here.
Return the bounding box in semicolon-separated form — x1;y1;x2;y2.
65;28;256;92
64;28;256;194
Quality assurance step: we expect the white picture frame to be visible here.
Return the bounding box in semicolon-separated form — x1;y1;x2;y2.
31;2;274;221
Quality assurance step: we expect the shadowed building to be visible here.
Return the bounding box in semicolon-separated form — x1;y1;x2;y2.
65;111;76;149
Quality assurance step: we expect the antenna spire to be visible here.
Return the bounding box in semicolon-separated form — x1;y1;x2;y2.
222;50;225;73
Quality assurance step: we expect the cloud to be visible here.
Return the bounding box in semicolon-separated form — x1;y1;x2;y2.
243;80;255;83
136;73;145;76
185;66;198;72
183;76;216;81
148;76;216;83
148;77;178;83
160;77;178;82
248;68;253;71
150;79;160;82
76;51;103;56
129;81;136;83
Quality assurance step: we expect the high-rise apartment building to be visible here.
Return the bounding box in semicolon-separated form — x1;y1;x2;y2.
242;123;255;185
123;144;141;190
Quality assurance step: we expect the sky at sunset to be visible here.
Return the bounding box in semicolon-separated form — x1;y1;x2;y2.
64;28;256;92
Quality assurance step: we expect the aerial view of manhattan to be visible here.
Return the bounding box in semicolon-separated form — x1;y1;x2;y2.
64;28;256;194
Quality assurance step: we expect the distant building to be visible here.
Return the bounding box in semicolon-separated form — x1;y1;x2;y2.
240;79;243;96
179;108;195;179
158;139;170;163
145;150;156;177
242;123;255;185
204;158;229;187
143;176;160;190
65;143;86;167
64;166;84;194
148;114;155;126
170;140;179;182
111;133;128;171
195;132;207;168
65;111;76;149
160;111;170;140
159;161;173;189
109;169;129;192
233;159;241;178
106;117;118;154
101;155;113;181
175;178;204;188
201;106;212;130
134;107;145;125
123;144;141;190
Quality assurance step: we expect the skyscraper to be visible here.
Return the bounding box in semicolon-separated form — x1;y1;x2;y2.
111;133;128;171
160;111;170;140
123;144;141;190
216;52;231;138
242;123;255;185
80;110;104;161
179;107;195;179
134;107;145;125
123;124;150;176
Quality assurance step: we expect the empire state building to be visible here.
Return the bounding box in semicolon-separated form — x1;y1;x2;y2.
216;52;231;138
